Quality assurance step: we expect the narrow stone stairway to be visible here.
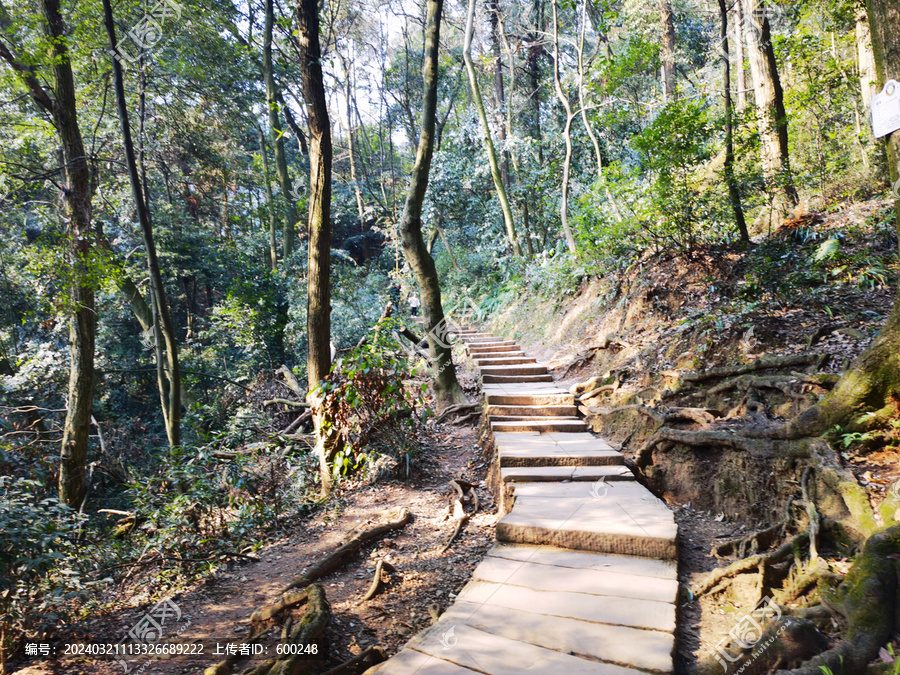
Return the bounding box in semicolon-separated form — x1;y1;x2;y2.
366;328;678;674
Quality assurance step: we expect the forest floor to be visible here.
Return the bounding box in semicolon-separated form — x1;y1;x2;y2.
12;419;495;675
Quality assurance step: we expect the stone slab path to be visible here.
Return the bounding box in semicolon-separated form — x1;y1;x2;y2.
365;328;678;674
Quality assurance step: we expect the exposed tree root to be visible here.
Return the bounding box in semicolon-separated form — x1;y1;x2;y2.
283;508;411;592
358;559;396;604
713;521;786;559
436;403;480;424
773;526;900;674
664;353;822;387
319;645;386;675
693;533;809;596
251;589;310;634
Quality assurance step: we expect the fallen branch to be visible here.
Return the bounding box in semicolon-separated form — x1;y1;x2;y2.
263;398;311;409
283;508;411;592
277;365;304;398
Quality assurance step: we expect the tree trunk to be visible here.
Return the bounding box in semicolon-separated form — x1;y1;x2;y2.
265;0;299;259
398;0;466;412
734;0;747;111
550;0;578;254
488;0;510;191
103;0;181;448
297;0;336;495
718;0;749;245
257;123;279;270
463;0;522;257
744;0;798;218
2;0;99;507
526;0;544;167
658;0;676;102
857;6;879;113
339;54;366;232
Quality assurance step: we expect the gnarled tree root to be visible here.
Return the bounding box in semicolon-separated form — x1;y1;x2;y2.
772;525;900;675
283;507;411;592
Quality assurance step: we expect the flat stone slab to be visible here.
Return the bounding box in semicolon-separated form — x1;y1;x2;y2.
481;364;549;377
482;374;554;384
486;543;678;580
366;648;480;674
440;602;674;673
406;622;644;675
497;482;677;559
454;580;675;633
495;435;623;467
491;419;588;433
500;465;633;483
484;390;574;406
468;345;523;354
469;553;678;603
474;356;538;366
486;405;579;417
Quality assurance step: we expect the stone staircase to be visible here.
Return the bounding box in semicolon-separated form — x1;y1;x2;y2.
366;328;678;674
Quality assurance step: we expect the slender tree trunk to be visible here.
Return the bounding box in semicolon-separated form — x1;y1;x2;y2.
265;0;299;259
745;0;798;217
0;0;98;506
256;123;279;270
857;6;879;113
398;0;466;411
297;0;337;495
463;0;521;257
103;0;181;448
719;0;749;245
526;0;544;167
659;0;676;101
576;0;622;223
550;0;578;254
29;0;96;508
734;0;747;111
339;55;366;232
488;0;510;190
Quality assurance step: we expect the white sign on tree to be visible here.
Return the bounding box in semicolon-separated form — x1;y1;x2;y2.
872;79;900;139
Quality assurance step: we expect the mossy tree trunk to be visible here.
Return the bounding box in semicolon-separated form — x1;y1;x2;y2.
297;0;337;494
397;0;467;412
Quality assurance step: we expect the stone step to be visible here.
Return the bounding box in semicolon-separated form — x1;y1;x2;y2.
496;482;678;559
470;350;527;359
484;391;575;406
480;364;549;377
500;465;633;483
467;344;523;354
492;419;588;433
482;374;554;384
486;405;578;417
486;542;678;579
474;356;538;367
404;622;646;675
494;434;623;467
439;603;674;674
462;337;510;344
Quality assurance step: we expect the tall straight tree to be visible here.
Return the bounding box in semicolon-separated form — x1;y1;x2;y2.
744;0;798;217
550;0;578;254
718;0;749;244
463;0;521;257
398;0;466;410
0;0;95;507
658;0;675;101
296;0;336;493
102;0;181;448
264;0;299;259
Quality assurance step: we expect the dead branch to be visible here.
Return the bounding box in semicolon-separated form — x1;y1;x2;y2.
277;365;304;398
693;532;809;596
263;398;311;409
283;508;411;592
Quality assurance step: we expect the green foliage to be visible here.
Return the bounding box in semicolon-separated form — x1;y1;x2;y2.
0;478;88;666
316;318;427;477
